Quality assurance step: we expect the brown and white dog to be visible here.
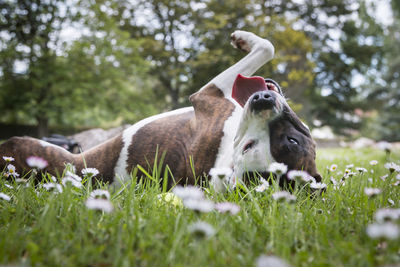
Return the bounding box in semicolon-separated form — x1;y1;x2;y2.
0;31;321;190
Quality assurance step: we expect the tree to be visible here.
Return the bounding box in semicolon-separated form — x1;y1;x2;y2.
0;0;72;137
115;0;315;116
113;0;197;110
364;0;400;141
295;0;384;134
0;0;153;136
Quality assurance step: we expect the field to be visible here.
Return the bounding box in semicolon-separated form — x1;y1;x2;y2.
0;147;399;267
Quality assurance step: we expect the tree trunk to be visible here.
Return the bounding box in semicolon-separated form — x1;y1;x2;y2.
37;116;49;138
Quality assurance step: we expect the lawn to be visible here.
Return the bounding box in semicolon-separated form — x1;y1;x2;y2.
0;147;399;267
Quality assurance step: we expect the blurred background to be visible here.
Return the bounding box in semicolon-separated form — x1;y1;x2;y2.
0;0;399;145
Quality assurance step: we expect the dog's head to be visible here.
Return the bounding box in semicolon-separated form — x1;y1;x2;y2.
232;74;321;184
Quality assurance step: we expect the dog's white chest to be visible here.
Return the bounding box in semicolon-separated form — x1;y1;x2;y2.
232;114;275;180
212;103;242;168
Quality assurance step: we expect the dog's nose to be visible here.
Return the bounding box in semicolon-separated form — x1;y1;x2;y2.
250;91;275;111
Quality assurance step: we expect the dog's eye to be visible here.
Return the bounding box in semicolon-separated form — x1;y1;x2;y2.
243;140;256;154
287;137;299;145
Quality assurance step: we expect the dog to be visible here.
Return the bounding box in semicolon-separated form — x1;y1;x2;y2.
0;30;321;190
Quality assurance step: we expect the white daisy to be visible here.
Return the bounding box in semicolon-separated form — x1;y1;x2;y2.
343;171;356;179
366;222;399;240
4;183;13;189
369;160;378;166
356;167;367;173
85;198;113;213
287;170;310;182
377;141;392;152
188;221;215;239
215;202;240;215
172;185;204;200
0;192;11;201
346;164;354;169
310;182;327;190
209;167;233;180
42;183;63;193
183;198;214;213
330;177;338;186
81;168;100;177
380;174;388;181
2;156;14;162
272;191;296;203
90;189;110;200
6;164;19;178
384;162;400;173
256;255;291;267
26;156;48;169
65;171;82;182
374;208;400;223
255;181;269;193
268;162;288;176
328;164;338;172
62;177;83;188
364;187;381;197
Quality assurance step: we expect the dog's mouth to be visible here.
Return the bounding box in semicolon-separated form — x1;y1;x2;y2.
232;74;282;107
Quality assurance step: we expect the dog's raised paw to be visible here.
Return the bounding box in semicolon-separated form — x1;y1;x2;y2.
230;31;275;59
230;31;253;52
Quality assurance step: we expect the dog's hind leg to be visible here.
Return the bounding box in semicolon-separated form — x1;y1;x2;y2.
203;31;275;99
0;136;76;178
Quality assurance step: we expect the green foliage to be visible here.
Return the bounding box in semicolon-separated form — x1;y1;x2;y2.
0;148;399;266
300;0;384;135
363;1;400;141
0;0;157;136
0;0;72;136
103;0;315;117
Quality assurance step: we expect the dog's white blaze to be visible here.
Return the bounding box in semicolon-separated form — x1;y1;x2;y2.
210;102;242;191
199;31;274;99
113;107;194;187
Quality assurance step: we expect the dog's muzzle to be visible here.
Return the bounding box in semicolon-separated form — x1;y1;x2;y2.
250;91;275;112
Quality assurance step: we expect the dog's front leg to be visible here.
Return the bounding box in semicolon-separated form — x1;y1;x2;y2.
206;31;275;99
204;31;274;191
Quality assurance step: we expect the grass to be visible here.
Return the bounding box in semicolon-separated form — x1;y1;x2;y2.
0;147;399;266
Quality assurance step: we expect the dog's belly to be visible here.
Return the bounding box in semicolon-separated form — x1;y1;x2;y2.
113;85;238;187
113;107;194;185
